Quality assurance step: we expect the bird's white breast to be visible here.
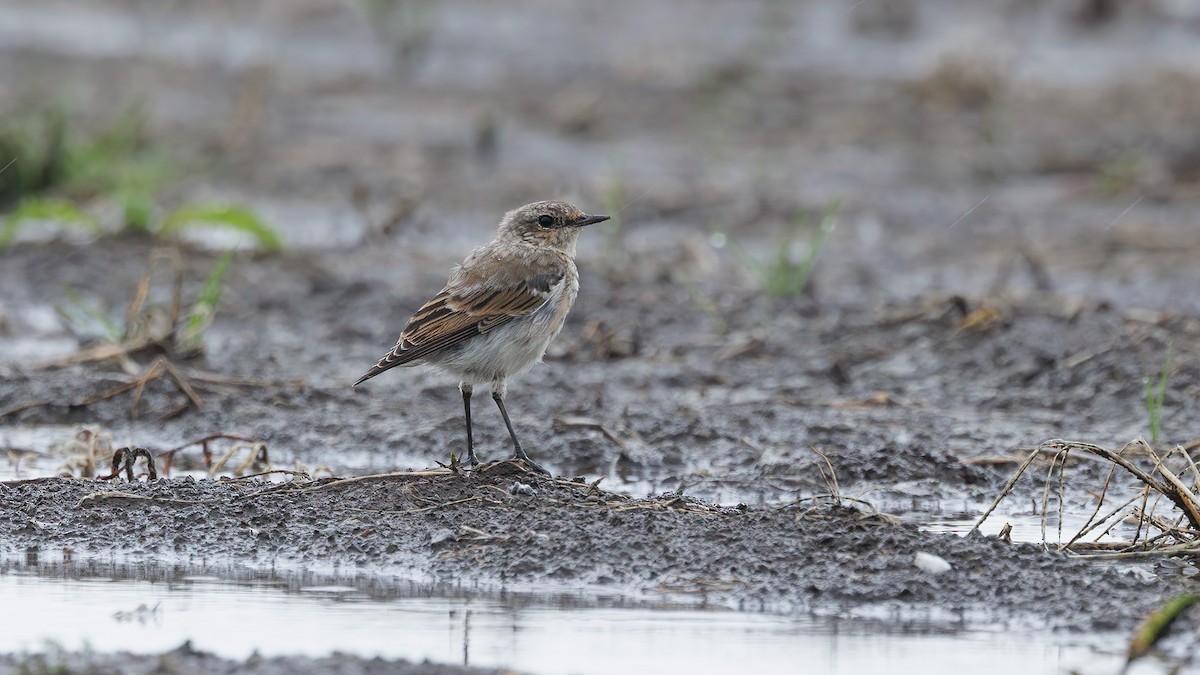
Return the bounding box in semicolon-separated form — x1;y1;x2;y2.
435;266;578;386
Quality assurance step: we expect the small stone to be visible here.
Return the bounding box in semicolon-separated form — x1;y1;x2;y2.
913;551;952;574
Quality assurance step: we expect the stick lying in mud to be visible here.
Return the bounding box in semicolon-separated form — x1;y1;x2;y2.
76;491;223;508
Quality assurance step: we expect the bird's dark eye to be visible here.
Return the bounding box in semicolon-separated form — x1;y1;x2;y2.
537;215;554;228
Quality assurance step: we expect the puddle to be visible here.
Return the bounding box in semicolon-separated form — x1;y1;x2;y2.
0;564;1136;675
912;494;1163;546
919;512;1095;543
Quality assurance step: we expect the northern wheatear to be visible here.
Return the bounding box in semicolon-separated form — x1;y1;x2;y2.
354;200;609;474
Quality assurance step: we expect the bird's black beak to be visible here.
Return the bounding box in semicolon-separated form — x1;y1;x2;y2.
575;214;610;227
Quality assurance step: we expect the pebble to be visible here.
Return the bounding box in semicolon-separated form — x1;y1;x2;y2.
913;551;952;574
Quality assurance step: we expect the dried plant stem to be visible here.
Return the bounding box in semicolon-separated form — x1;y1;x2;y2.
808;445;841;506
1061;459;1120;550
1066;492;1142;549
220;469;309;481
982;439;1200;557
1055;440;1200;530
973;445;1041;532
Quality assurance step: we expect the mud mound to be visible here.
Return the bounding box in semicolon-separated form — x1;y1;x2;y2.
0;464;1168;630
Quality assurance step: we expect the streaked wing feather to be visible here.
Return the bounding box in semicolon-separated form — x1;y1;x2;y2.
354;258;565;385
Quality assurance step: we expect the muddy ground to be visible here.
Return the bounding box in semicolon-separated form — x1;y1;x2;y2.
0;463;1178;631
2;0;1200;660
0;641;502;675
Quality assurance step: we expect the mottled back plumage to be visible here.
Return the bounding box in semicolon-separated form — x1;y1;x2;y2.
353;246;569;384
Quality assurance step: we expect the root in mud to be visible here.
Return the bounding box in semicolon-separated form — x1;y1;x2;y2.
98;446;158;481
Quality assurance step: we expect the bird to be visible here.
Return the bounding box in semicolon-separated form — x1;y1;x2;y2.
354;200;609;475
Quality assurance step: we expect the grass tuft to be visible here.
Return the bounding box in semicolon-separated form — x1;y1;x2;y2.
0;106;68;206
0;198;101;246
180;251;235;353
1144;343;1172;447
0;104;166;205
161;204;283;253
0;105;277;252
733;201;839;297
58;287;123;343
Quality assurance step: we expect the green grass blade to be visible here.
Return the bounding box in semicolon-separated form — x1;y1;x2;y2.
1144;342;1172;446
58;286;122;343
1127;593;1197;662
180;250;235;353
786;205;838;296
728;235;771;288
1;198;101;246
730;200;840;298
161;204;282;252
118;189;155;231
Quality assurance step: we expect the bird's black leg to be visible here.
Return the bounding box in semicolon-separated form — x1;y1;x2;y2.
492;391;549;475
461;383;479;468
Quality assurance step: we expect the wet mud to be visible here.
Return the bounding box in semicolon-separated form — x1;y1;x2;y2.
0;464;1172;630
2;0;1200;663
0;641;499;675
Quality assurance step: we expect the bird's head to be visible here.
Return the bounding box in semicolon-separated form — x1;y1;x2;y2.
498;200;609;254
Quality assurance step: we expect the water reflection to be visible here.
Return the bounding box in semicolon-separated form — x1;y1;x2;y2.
0;559;1134;675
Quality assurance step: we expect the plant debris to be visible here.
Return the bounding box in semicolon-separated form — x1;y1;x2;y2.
99;446;158;482
977;439;1200;558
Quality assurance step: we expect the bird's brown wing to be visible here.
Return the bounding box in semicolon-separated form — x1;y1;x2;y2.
354;251;565;385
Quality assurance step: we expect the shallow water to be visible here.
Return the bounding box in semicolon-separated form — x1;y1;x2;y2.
0;565;1138;675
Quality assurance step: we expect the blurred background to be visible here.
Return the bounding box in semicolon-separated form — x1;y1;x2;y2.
1;0;1199;488
1;0;1198;301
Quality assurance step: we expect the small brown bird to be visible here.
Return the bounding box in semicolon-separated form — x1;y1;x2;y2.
354;200;609;474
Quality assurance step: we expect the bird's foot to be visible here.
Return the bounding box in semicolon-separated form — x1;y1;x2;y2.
510;451;550;476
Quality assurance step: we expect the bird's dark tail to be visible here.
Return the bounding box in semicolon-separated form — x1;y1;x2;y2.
352;349;406;386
